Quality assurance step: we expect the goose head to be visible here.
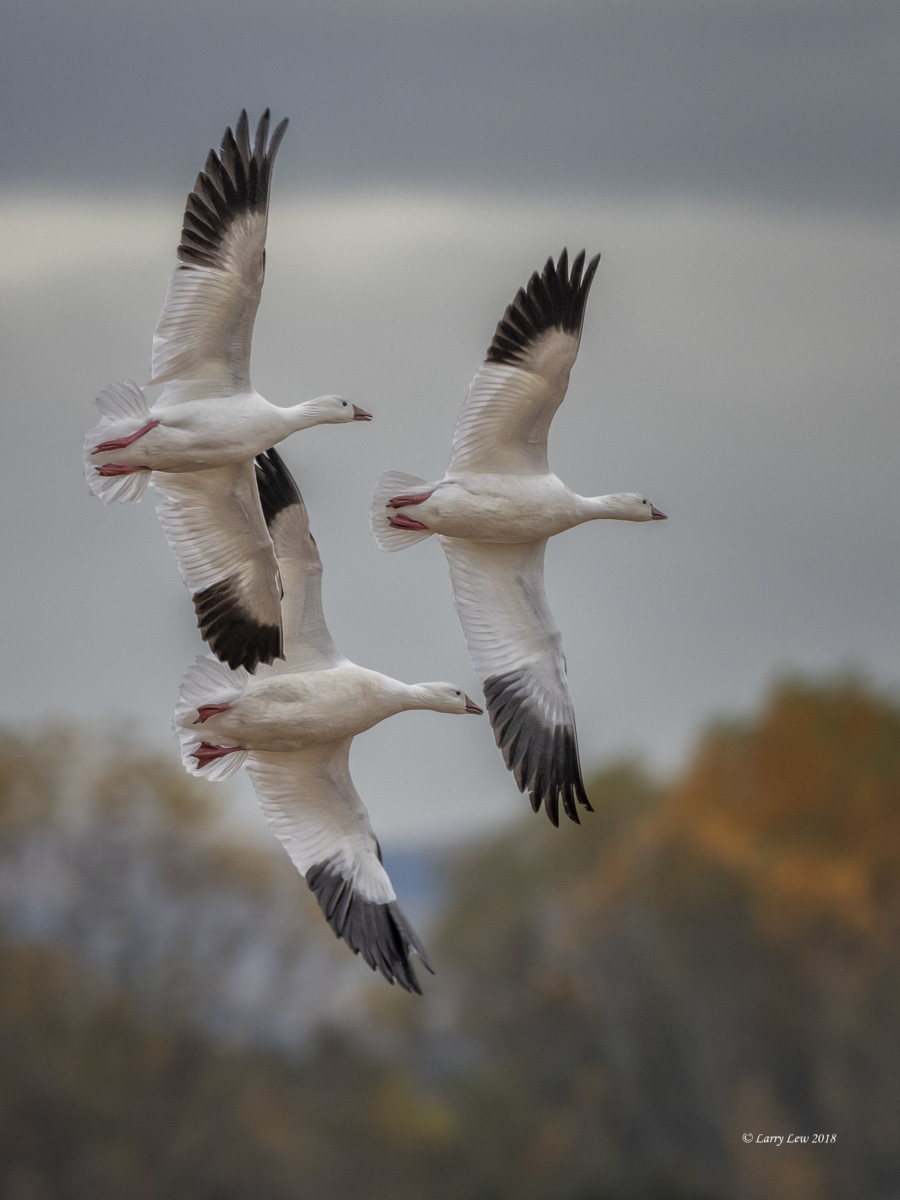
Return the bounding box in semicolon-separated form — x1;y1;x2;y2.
587;492;667;521
304;395;373;424
635;494;667;521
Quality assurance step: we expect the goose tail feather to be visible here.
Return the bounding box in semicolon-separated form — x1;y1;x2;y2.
369;470;435;552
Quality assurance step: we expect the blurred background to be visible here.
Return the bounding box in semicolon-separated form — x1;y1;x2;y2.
1;1;899;1196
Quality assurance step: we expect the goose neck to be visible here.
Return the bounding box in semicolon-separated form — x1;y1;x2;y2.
285;403;325;433
578;493;636;521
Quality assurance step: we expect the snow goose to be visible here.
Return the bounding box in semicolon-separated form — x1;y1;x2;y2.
370;249;666;827
84;110;371;672
175;448;482;992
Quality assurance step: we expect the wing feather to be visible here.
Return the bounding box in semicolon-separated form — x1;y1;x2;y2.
153;461;283;671
254;448;345;673
448;249;600;477
440;536;591;825
245;745;431;992
149;110;288;391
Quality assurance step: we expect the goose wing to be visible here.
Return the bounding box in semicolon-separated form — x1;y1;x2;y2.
447;249;600;477
253;448;345;673
153;462;283;672
245;743;432;993
149;109;288;393
440;535;592;826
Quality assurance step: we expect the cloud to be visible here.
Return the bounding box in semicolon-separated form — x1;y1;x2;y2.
2;1;899;215
0;195;170;288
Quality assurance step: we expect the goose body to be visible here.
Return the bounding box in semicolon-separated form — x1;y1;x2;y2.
371;249;666;826
191;664;476;753
382;472;660;543
84;111;370;671
87;388;364;478
176;449;481;992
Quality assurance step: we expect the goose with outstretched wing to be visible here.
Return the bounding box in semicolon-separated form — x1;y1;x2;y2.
371;250;666;826
175;449;481;992
84;111;370;671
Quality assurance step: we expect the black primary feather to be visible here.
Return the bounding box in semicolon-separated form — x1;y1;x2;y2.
193;577;282;672
485;248;601;368
306;859;433;994
254;447;300;528
177;109;289;268
482;670;593;826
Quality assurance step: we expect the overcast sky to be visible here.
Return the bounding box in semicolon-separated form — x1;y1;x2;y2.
1;0;899;847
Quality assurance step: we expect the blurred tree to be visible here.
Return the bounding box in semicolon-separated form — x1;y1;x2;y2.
2;678;899;1199
0;726;351;1046
0;728;454;1199
0;939;456;1200
416;678;900;1200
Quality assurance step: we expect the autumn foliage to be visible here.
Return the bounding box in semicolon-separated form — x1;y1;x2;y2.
0;676;898;1198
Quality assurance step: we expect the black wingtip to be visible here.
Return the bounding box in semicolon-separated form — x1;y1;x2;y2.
193;578;283;672
483;671;592;826
485;248;601;368
254;447;302;528
306;860;431;994
177;109;289;267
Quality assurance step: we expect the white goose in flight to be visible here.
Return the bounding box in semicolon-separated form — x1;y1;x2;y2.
370;249;666;826
176;448;482;992
84;110;370;672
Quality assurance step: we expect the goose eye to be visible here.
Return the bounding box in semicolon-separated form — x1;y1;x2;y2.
455;690;461;696
341;400;348;407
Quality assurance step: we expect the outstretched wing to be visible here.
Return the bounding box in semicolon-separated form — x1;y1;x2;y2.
253;448;345;673
150;109;288;392
440;536;591;826
245;744;432;993
153;462;283;672
447;249;600;477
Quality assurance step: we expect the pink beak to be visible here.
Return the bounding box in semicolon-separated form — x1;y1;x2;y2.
650;505;667;520
352;405;373;421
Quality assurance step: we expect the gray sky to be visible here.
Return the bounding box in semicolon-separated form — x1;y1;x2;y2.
1;0;899;846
